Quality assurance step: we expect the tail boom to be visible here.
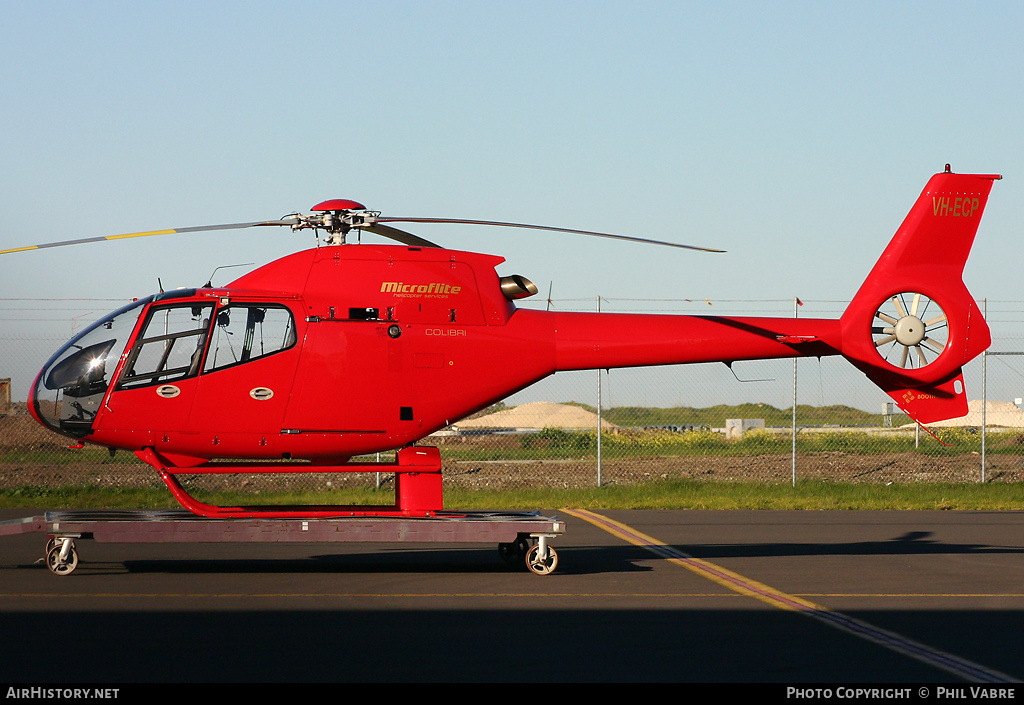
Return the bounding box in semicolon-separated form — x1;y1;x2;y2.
543;311;842;371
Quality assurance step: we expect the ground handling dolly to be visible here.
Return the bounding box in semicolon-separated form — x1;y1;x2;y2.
0;509;565;576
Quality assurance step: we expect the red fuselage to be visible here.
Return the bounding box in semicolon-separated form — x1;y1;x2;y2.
31;244;841;464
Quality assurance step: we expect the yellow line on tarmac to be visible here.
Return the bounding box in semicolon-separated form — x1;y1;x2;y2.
563;508;1020;684
563;508;821;610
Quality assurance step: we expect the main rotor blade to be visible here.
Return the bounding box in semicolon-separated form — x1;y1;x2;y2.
375;217;725;253
358;223;440;248
0;219;298;255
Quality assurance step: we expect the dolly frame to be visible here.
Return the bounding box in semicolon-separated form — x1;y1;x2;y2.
1;509;564;576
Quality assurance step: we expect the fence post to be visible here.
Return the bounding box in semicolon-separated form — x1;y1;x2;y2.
982;298;987;483
792;297;799;486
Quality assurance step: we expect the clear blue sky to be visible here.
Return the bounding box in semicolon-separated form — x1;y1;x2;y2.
2;1;1023;407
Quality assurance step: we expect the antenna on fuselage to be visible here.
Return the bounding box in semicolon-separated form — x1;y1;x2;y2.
204;263;254;288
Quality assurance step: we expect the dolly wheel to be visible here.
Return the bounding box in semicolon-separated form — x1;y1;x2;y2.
46;541;78;576
526;543;558;575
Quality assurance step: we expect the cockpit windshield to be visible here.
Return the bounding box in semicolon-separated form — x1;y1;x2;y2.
32;296;152;437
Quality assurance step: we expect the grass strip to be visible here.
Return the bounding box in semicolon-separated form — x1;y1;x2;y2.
2;480;1023;512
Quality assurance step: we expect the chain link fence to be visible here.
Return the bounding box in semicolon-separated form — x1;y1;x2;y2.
3;297;1024;500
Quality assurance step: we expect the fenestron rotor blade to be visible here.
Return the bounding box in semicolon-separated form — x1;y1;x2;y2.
374;217;725;253
0;219;298;255
892;296;907;318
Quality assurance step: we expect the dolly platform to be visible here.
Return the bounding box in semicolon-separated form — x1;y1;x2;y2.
0;509;565;576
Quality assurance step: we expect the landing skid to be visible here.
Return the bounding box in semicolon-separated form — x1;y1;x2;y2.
137;445;447;518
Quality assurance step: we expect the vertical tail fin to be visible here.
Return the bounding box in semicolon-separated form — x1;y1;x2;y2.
839;169;1000;424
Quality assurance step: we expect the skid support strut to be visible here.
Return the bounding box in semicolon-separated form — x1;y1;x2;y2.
136;446;444;519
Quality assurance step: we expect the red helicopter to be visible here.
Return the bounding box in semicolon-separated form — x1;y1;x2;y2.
3;167;1000;519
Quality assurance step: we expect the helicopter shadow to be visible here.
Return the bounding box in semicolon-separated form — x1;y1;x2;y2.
109;543;654;576
677;530;1024;561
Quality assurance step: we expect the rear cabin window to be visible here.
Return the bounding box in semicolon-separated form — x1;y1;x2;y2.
203;304;296;373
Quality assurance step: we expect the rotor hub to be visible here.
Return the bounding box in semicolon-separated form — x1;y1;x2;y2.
893;315;926;346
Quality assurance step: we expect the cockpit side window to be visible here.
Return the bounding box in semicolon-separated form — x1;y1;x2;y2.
203;304;296;373
117;303;214;389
